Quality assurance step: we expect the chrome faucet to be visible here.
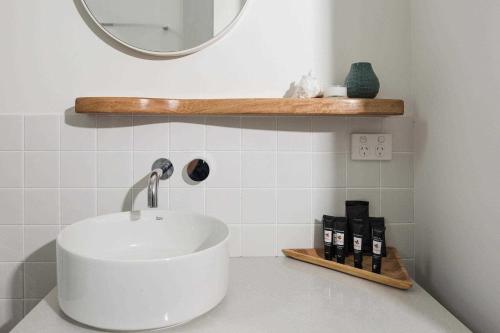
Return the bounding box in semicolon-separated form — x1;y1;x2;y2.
148;158;174;208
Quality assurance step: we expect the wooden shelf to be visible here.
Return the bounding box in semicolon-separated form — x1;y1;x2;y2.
75;97;404;116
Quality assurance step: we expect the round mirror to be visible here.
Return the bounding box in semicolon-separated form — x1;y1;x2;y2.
81;0;248;56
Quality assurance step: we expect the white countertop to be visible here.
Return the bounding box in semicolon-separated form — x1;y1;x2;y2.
12;258;470;333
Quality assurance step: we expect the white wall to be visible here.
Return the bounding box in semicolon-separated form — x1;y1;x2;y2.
0;0;413;331
412;1;500;332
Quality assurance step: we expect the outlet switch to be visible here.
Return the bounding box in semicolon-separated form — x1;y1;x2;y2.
351;134;392;160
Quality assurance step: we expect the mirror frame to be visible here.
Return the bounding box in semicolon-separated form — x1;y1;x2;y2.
80;0;250;57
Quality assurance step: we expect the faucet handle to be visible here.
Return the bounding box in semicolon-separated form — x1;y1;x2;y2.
151;158;174;180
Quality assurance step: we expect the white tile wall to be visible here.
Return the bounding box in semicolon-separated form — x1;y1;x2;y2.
0;116;23;150
0;114;414;321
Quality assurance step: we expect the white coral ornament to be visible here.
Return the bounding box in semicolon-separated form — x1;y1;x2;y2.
291;72;322;98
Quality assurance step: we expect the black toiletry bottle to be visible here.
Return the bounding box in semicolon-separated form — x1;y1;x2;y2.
346;201;370;254
372;224;386;274
322;215;335;260
333;218;347;264
351;219;364;269
369;217;387;257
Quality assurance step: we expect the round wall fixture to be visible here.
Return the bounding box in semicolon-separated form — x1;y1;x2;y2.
187;159;210;182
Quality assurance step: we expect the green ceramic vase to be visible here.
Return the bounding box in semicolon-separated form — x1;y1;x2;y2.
345;62;380;98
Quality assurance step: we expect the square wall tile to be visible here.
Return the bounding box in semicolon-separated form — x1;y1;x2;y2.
0;189;23;225
97;189;133;215
241;224;276;257
24;299;41;316
349;117;382;133
132;187;169;211
0;115;23;150
312;153;347;188
24;115;59;150
277;225;313;255
312;117;347;152
386;223;415;259
242;117;276;151
0;263;23;298
61;115;96;150
24;263;57;298
61;189;97;225
206;189;241;223
24;226;59;262
133;151;170;188
227;224;242;257
170;117;205;151
347;189;381;217
242;189;276;224
169;188;204;214
277;189;311;224
277;153;311;188
97;116;133;151
24;189;59;225
242;152;276;188
97;152;132;188
0;152;23;188
313;223;324;248
206;117;241;151
382;117;414;152
168;152;204;188
133;116;169;151
381;153;413;188
311;189;346;223
25;152;59;188
381;189;414;223
0;300;23;333
0;226;23;261
277;117;311;151
347;159;380;188
401;259;415;279
61;152;96;188
206;152;241;188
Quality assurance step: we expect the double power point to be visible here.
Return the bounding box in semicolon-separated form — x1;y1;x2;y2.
351;134;392;160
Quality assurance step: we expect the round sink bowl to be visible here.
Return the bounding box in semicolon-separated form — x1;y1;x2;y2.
57;210;229;331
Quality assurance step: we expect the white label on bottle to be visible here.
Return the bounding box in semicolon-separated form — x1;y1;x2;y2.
373;240;382;255
354;236;362;251
324;230;332;243
336;232;344;246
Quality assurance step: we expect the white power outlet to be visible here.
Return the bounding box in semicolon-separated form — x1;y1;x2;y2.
351;134;392;160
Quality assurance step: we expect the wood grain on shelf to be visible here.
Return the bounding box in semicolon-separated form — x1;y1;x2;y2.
282;247;412;290
75;97;404;116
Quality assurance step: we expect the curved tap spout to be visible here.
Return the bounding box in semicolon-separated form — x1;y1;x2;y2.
147;159;174;208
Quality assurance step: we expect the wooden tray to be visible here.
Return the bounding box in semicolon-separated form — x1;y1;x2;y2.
282;247;412;290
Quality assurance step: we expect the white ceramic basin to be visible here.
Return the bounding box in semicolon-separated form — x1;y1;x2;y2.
56;210;229;331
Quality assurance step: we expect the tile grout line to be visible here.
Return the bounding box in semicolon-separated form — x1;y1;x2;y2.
238;116;243;257
308;116;314;246
58;115;62;231
21;115;26;316
0;149;417;154
167;117;172;210
345;117;349;209
166;116;171;210
274;116;278;257
95;116;99;217
131;115;135;211
203;117;207;215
